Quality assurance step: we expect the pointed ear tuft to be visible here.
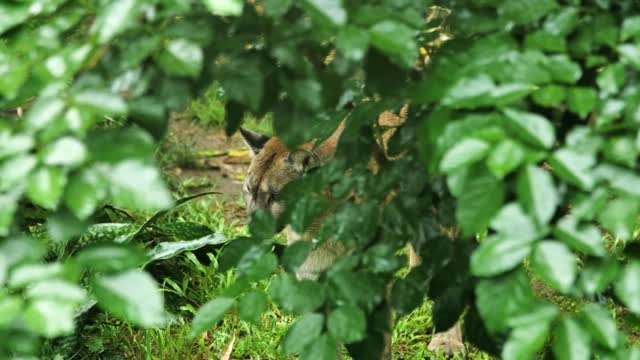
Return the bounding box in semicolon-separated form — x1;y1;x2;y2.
239;128;271;156
286;149;320;173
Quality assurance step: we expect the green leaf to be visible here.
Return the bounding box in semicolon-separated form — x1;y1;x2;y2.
219;59;264;111
489;83;537;106
0;3;30;35
597;63;625;95
147;233;229;263
471;234;533;277
567;87;597;119
517;165;559;225
503;108;555;149
579;258;619;296
23;299;75;338
544;7;579;36
531;240;576;293
486;139;525;179
0;154;37;191
281;241;312;273
553;216;605;256
189;296;235;337
77;243;148;273
300;334;338;360
204;0;243;16
552;317;591;360
545;55;582;84
283;312;324;355
439;138;490;173
614;261;640;315
498;0;558;25
237;252;278;282
0;190;19;237
26;167;67;210
598;198;639;241
532;85;566;107
91;0;141;43
64;167;108;219
264;0;293;17
0;133;34;160
73;90;128;114
603;136;637;168
25;96;66;131
549;148;595;191
594;164;640;198
369;20;418;68
304;0;347;27
270;273;326;314
618;44;640;70
456;167;505;236
92;270;165;328
237;290;268;324
442;74;495;109
327;305;366;344
156;39;203;78
336;26;370;62
0;296;22;326
9;263;64;289
622;16;640;41
490;203;539;240
42;136;87;167
502;323;550;360
581;303;618;349
26;280;87;304
525;30;566;52
108;160;173;211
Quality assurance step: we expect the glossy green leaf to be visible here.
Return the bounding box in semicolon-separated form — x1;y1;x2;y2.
517;165;559;225
0;133;34;160
567;87;597;119
64;167;108;219
189;297;235;337
327;305;366;344
622;16;640;41
598;198;639;241
92;270;165;328
614;261;640;315
597;63;625;95
442;74;495;109
0;296;22;326
107;160;173;211
552;317;591;360
579;258;619;296
304;0;347;26
26;280;87;304
26;167;67;210
498;0;558;25
269;273;326;314
553;216;605;256
23;299;75;338
471;234;533;277
42;136;87;167
156;39;203;78
618;44;640;70
486;139;525;178
490;203;539;240
532;85;566;107
300;334;338;360
503;108;555;149
440;138;490;173
8;263;64;289
549;148;595;191
369;20;417;68
91;0;141;43
283;312;324;355
237;291;268;324
336;26;370;62
502;322;549;360
147;233;229;263
603;136;637;168
77;243;148;273
204;0;243;16
531;240;576;293
581;303;618;349
544;7;579;36
73;90;127;114
546;55;582;84
0;154;37;192
24;96;66;131
456;167;505;236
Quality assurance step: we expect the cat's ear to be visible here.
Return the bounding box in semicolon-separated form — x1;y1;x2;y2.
285;149;320;173
239;128;271;156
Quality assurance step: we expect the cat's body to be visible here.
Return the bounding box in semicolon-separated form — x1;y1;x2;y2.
239;108;464;358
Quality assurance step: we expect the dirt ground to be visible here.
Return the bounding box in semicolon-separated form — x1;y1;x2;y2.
164;116;250;197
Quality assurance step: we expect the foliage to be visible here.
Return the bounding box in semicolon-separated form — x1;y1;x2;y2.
1;0;640;359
